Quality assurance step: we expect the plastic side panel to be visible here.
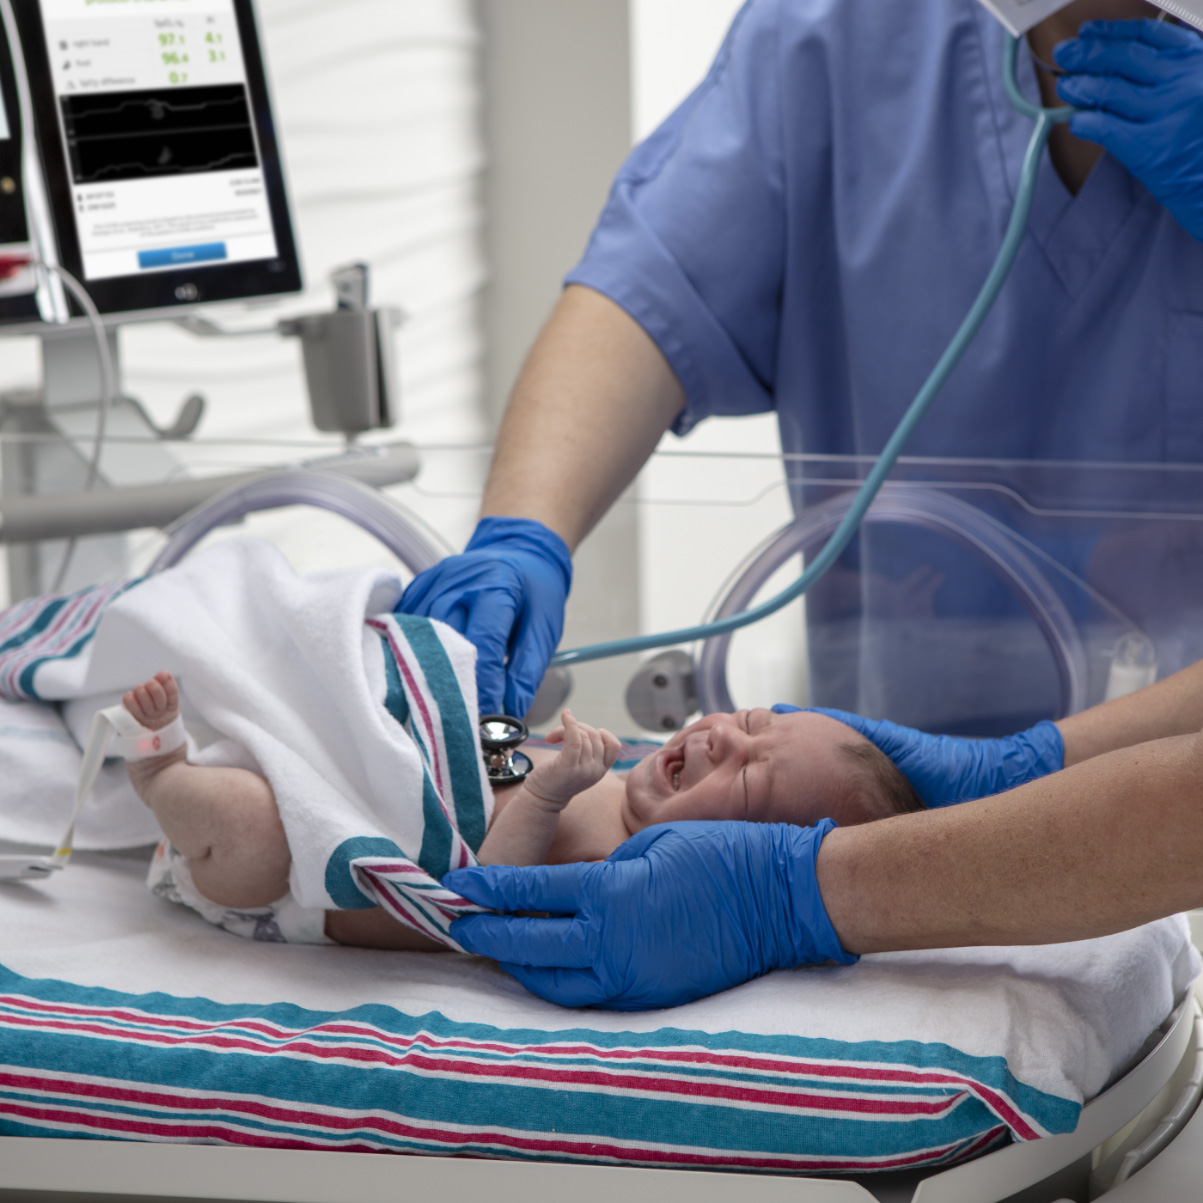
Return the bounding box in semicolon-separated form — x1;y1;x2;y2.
0;1136;877;1203
974;0;1073;36
911;998;1197;1203
1105;1077;1203;1200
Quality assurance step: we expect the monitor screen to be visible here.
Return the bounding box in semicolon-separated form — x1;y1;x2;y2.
8;0;302;316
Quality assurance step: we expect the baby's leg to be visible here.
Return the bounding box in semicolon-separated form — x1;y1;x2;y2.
125;672;290;909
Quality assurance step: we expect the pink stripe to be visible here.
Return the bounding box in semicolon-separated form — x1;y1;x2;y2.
0;1073;1003;1171
358;870;459;949
0;1093;999;1172
0;1101;362;1152
386;1055;965;1116
0;1018;963;1119
0;1013;968;1115
0;992;1037;1110
0;993;1031;1091
0;993;1044;1139
360;873;441;936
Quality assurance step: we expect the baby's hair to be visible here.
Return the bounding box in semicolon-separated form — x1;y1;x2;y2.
837;740;925;819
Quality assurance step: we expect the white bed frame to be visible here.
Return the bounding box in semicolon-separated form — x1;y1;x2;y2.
0;997;1198;1203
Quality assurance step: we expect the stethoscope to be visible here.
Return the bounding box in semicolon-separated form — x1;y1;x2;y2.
546;35;1074;671
480;714;533;784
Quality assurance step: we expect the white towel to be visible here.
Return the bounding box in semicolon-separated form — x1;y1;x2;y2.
0;539;493;945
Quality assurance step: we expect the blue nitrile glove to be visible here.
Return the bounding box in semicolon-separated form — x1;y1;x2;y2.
445;819;857;1011
1055;19;1203;242
773;705;1064;808
399;517;572;718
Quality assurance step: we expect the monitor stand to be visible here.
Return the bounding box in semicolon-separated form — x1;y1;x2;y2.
0;324;199;600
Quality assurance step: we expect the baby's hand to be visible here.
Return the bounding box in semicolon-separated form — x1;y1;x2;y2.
123;671;179;732
526;710;622;808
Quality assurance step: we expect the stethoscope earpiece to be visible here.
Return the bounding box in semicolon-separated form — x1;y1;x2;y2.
479;714;533;784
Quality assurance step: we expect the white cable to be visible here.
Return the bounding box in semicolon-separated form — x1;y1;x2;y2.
0;703;149;881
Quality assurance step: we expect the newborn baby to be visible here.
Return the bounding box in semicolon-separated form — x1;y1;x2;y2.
124;671;921;951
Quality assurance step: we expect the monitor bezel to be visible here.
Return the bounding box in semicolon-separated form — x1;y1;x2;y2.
0;13;42;325
11;0;302;317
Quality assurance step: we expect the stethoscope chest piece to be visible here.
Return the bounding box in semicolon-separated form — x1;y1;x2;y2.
479;714;533;784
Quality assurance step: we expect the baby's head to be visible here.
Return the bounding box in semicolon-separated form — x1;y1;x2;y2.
622;709;923;834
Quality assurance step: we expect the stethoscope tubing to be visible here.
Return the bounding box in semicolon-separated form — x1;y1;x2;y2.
550;36;1073;670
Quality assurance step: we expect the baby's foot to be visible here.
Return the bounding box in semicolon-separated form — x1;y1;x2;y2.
123;671;180;731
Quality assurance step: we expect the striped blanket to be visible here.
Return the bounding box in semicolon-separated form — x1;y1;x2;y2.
0;967;1020;1170
0;847;1197;1173
0;539;493;948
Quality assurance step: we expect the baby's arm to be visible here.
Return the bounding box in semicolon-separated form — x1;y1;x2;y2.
478;711;621;866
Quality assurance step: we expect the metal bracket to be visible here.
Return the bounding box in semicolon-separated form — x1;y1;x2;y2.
625;650;700;733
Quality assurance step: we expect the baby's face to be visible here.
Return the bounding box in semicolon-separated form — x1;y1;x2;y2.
622;709;889;833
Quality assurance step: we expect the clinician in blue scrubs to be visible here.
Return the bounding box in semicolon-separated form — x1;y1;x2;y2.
405;0;1203;729
564;0;1203;732
401;1;1203;1008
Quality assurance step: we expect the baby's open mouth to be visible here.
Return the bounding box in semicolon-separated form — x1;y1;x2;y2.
662;747;684;791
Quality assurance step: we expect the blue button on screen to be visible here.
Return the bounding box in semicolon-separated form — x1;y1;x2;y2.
138;242;228;270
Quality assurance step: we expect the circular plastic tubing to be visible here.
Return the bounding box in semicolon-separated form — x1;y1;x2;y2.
696;484;1089;719
148;468;443;578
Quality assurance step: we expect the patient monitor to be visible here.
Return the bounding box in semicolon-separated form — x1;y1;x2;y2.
0;0;305;597
3;0;301;317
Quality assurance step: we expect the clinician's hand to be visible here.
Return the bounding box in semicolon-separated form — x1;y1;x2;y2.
774;705;1064;808
1055;19;1203;242
399;517;572;717
445;820;857;1010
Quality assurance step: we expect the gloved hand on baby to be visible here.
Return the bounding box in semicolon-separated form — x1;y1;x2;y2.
773;705;1065;808
448;708;1066;1009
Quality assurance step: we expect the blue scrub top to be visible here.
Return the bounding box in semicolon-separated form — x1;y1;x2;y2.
567;0;1203;733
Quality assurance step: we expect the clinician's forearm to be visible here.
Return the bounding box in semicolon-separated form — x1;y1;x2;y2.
481;285;686;550
818;730;1203;954
1058;658;1203;768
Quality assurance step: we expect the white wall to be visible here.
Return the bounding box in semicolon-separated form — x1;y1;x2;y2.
477;0;640;733
630;0;743;139
630;0;809;712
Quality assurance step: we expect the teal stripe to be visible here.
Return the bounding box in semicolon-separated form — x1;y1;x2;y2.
378;632;451;877
0;598;67;655
417;771;452;877
380;634;410;728
395;615;487;852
